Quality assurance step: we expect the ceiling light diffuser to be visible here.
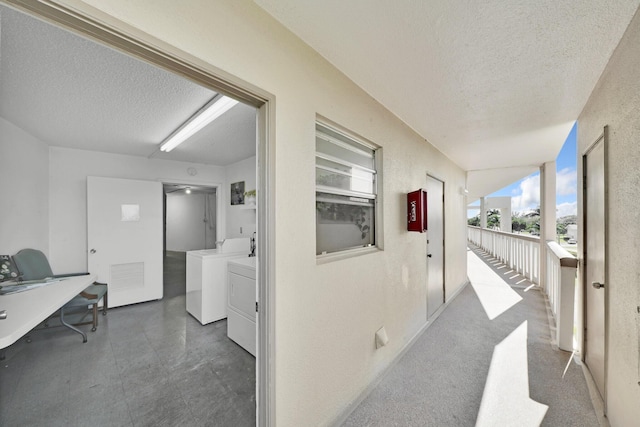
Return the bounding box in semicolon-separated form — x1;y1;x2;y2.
160;95;239;152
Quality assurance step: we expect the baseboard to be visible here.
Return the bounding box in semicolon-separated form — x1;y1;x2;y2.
580;362;609;427
328;280;471;427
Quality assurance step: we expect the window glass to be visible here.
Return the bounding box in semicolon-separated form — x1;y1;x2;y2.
316;131;375;170
315;158;375;194
315;121;379;256
316;194;375;255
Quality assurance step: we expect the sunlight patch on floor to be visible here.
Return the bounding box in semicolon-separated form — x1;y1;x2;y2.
468;249;522;320
476;321;548;427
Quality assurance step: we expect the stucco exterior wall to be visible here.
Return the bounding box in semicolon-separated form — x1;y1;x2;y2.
578;7;640;426
51;0;469;425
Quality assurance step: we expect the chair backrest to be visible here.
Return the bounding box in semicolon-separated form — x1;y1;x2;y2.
13;249;54;281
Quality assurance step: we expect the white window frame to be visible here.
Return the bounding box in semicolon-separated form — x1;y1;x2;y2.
315;118;382;262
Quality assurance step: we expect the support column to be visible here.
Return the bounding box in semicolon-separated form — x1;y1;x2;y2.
500;208;510;232
539;161;557;288
480;197;486;248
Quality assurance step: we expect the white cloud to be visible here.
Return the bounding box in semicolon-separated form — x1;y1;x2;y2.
510;171;577;216
511;174;540;213
557;168;577;196
556;201;577;217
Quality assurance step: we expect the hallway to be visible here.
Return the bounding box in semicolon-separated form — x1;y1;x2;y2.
343;245;599;426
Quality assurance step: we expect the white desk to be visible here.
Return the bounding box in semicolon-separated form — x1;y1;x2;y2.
0;275;96;350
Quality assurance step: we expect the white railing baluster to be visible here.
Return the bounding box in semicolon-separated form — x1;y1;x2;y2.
468;226;539;283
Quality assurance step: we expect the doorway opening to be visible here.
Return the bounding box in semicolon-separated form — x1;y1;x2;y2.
163;183;219;299
164;184;219;251
0;1;270;424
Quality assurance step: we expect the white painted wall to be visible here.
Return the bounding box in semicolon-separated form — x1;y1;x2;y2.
225;156;257;238
47;1;469;424
485;196;512;232
166;192;217;251
48;147;226;273
578;7;640;425
0;117;49;256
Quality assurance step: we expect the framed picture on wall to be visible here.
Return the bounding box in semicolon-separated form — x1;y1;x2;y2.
231;181;245;205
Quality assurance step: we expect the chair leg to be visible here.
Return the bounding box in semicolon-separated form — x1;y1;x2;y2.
91;303;98;332
60;307;87;343
102;292;108;316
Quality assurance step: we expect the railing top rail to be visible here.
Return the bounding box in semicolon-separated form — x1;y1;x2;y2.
467;225;540;243
546;240;578;268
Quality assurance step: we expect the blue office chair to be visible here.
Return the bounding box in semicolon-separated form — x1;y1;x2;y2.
12;248;108;342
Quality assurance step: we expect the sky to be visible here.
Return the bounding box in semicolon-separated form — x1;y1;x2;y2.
468;122;577;219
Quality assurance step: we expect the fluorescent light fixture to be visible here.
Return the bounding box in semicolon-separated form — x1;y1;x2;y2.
160;95;239;152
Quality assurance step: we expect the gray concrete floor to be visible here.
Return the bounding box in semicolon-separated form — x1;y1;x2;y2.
2;247;599;426
343;244;599;427
0;251;255;426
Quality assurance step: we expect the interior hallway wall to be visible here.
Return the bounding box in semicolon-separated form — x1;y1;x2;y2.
48;1;469;424
166;192;217;251
577;6;640;425
0;117;49;256
48;146;225;273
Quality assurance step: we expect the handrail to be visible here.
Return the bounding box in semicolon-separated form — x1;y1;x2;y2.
546;241;578;268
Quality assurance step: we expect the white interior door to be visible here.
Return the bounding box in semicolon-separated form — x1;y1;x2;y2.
584;135;607;399
88;176;163;307
426;175;445;318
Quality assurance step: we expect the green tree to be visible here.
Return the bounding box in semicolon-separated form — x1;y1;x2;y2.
486;209;500;229
557;223;567;235
512;215;526;233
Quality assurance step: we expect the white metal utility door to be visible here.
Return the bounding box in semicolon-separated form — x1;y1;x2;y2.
87;176;163;307
584;134;607;399
426;176;445;318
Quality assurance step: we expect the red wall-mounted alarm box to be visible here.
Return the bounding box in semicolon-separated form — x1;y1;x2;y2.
407;189;427;232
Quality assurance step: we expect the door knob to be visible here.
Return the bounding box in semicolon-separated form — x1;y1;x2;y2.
0;310;7;320
90;249;97;254
592;281;605;289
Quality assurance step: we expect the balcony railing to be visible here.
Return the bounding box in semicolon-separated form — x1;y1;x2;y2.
544;241;578;351
467;226;540;284
467;226;578;351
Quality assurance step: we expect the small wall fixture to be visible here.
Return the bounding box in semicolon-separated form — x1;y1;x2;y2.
375;326;389;349
160;95;239;153
407;189;428;232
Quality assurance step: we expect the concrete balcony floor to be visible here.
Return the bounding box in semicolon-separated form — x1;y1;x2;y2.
343;244;600;427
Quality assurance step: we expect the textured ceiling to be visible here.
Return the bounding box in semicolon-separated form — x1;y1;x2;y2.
255;0;640;194
0;5;256;166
